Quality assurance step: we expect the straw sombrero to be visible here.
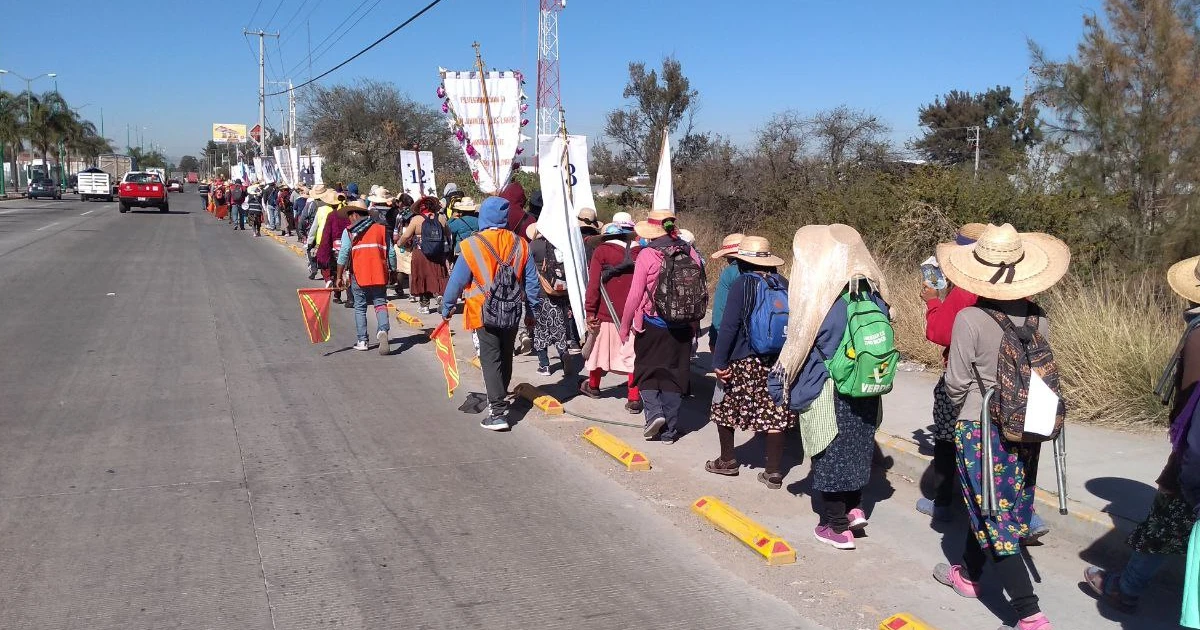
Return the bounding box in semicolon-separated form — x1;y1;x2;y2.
452;197;480;213
319;189;346;206
936;223;1070;300
526;222;539;241
711;233;746;260
248;184;263;196
367;188;394;205
341;199;369;217
577;207;600;228
1168;255;1200;304
729;236;785;267
635;209;676;239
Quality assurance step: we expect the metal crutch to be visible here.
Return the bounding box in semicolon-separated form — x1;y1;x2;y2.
1053;425;1069;515
980;388;999;519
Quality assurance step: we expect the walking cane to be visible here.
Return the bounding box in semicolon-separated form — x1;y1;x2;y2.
980;388;999;519
1054;426;1069;515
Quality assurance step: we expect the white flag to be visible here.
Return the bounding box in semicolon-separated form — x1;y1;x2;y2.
652;129;674;211
537;134;592;335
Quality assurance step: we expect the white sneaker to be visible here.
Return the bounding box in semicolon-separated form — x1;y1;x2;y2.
325;280;334;289
352;340;369;351
377;330;389;355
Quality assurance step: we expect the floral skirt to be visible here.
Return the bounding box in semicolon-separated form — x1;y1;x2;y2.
1128;491;1197;556
584;321;634;374
534;294;570;352
931;376;958;443
955;419;1041;557
711;355;797;432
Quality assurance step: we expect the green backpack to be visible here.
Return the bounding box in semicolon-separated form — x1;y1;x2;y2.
825;280;898;397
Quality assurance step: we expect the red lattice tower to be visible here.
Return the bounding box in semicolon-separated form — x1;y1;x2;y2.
535;0;566;161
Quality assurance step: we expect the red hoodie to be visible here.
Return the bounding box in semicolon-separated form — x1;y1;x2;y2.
925;286;978;359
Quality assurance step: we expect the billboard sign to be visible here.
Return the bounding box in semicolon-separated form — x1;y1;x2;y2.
212;123;247;144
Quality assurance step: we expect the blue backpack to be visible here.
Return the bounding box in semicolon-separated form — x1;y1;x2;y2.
743;272;789;355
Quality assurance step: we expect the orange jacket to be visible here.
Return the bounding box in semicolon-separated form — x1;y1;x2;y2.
350;224;389;287
457;230;530;330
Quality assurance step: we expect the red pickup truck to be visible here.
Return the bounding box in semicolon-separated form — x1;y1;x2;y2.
118;171;170;213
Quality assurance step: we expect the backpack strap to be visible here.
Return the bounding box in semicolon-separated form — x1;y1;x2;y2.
472;233;519;294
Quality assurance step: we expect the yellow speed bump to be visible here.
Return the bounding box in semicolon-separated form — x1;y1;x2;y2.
514;382;563;415
394;309;425;329
691;496;796;565
879;613;936;630
581;426;651;471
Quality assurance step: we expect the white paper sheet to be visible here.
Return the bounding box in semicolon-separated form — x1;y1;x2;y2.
1025;371;1059;437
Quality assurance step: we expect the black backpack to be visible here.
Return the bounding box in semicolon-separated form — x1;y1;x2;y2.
263;184;277;205
231;185;246;205
652;245;708;324
419;215;448;259
474;236;525;329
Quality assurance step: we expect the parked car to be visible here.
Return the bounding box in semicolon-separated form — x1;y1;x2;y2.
167;179;183;192
27;178;62;200
118;172;169;213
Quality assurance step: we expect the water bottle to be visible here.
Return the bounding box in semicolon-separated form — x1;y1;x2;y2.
921;262;947;291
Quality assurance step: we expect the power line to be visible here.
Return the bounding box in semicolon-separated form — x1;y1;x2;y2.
285;0;378;78
278;0;313;34
280;0;328;47
244;0;265;29
269;0;447;96
263;0;287;29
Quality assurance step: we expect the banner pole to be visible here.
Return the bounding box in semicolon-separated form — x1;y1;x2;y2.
472;42;501;191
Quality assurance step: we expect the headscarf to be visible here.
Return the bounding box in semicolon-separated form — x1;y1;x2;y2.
775;224;891;386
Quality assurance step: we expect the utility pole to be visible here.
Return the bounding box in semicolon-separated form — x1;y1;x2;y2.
288;79;296;147
968;125;981;181
244;29;280;155
535;0;567;167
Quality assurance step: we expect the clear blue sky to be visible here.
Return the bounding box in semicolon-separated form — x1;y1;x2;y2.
0;0;1102;161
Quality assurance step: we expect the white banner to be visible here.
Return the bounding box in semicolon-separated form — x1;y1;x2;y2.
652;129;674;211
537;134;593;335
299;154;323;186
398;150;438;199
257;157;281;185
440;69;527;194
273;147;300;186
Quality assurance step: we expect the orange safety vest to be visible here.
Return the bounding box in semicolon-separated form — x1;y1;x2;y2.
350;224;389;287
458;229;529;331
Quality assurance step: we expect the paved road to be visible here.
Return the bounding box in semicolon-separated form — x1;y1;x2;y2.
0;192;816;629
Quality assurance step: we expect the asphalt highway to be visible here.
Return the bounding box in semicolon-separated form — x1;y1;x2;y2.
0;191;817;628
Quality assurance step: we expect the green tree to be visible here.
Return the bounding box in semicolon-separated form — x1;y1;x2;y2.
127;146;168;169
0;90;21;187
1031;0;1200;263
913;86;1042;168
178;155;200;172
603;57;699;178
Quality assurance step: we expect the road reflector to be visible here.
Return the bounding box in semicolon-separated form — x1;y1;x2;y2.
394;309;424;329
879;613;935;630
514;382;563;415
469;356;481;370
582;426;651;471
691;496;796;565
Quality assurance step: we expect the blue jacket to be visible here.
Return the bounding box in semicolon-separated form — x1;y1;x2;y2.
713;273;786;370
769;291;891;412
709;263;740;346
441;196;540;318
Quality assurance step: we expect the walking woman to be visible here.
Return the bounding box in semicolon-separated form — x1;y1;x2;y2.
581;215;641;412
771;224;891;549
398;196;451;314
933;223;1069;630
317;191;351;305
619;209;706;444
245;184;265;237
528;224;578;377
706;236;796;488
1085;253;1200;615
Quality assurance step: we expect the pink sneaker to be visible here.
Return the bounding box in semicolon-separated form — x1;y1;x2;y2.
847;508;868;531
814;525;856;550
1010;613;1053;630
933;563;981;598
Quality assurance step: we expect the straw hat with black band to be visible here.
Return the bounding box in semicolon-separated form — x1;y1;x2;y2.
1168;255;1200;304
320;188;346;206
367;188;394;205
635;209;676;240
577;207;600;229
728;236;785;267
341;199;369;218
711;233;745;260
452;197;480;214
936;223;1070;301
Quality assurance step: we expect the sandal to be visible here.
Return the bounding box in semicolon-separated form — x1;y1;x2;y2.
1083;566;1138;614
704;458;740;476
757;471;783;489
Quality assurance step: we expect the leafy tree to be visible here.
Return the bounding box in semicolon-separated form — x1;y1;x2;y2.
811;105;891;175
0;90;20;187
127;146;168;169
603;57;699;178
913;86;1042;168
590;141;634;187
1031;0;1200;263
178;155;200;172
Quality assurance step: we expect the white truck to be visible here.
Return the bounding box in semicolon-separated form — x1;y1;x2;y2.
76;167;113;202
97;154;134;196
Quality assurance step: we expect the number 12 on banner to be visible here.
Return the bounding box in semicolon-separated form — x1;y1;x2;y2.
399;150;437;198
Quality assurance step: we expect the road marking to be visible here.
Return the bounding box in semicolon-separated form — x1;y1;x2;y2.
81;210;93;215
35;222;60;231
0;209;19;215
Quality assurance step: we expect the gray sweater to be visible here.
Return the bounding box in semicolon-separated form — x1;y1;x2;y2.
944;300;1050;423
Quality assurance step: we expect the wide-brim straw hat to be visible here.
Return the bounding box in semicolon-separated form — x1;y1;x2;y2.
936;223;1070;300
367;188;394;205
678;228;696;244
319;189;346;206
635;209;675;239
728;236;785;267
278;183;291;190
956;222;987;245
342;199;370;217
577;207;599;228
452;197;480;213
248;184;262;196
309;184;328;196
711;232;746;260
1168;255;1200;304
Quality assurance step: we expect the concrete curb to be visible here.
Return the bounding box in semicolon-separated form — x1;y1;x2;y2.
691;496;797;565
581;426;651;471
874;430;1137;559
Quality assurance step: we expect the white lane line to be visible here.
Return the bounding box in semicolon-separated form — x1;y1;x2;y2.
0;209;19;215
81;210;93;215
35;222;60;231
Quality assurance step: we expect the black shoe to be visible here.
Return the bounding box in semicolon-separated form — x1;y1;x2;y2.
625;399;643;414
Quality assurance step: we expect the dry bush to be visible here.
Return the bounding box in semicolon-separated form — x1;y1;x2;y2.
1043;272;1180;427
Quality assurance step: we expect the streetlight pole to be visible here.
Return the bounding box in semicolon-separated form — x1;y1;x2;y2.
0;69;56;189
